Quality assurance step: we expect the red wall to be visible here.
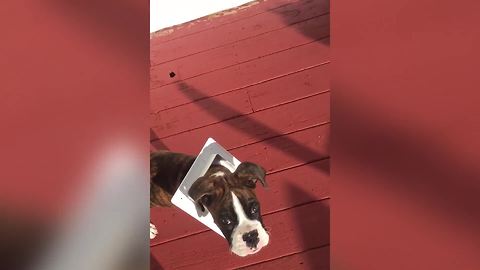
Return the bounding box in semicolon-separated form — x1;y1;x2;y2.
332;0;480;269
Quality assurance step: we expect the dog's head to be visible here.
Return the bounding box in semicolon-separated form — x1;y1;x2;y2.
188;162;269;257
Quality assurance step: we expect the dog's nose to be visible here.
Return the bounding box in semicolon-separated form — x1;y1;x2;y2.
242;230;259;249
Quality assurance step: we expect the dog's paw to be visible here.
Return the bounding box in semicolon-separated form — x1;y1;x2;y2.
150;223;158;239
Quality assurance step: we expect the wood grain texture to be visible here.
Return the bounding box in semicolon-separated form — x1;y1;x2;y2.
151;14;330;87
150;0;329;65
151;200;329;269
150;159;329;245
151;40;330;110
152;93;330;151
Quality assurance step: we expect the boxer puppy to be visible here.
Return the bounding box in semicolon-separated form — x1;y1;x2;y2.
150;150;270;256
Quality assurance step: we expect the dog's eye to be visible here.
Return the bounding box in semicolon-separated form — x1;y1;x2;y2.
250;205;259;214
245;178;256;188
221;217;232;225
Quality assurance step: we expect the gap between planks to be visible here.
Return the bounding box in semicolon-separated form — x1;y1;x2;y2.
234;244;330;269
151;36;330;91
263;156;329;175
150;122;331;153
226;122;330;151
153;90;330;140
151;60;330;114
152;13;330;66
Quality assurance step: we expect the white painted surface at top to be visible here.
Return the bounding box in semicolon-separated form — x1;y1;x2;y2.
150;0;256;33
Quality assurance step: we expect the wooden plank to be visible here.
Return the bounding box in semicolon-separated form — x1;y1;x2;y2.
150;64;329;131
150;0;307;43
248;64;330;111
240;246;329;270
150;40;330;110
230;125;329;172
150;200;330;269
153;93;330;151
151;14;330;87
150;159;330;245
153;123;330;173
150;0;329;64
150;89;253;138
151;61;328;115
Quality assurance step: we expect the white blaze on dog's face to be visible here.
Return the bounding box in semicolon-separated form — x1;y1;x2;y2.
211;171;226;178
230;192;269;256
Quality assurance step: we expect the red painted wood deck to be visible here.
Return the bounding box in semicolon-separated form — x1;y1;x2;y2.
150;0;330;268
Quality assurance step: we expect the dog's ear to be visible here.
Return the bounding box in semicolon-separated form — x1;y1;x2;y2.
234;162;267;189
188;176;225;212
